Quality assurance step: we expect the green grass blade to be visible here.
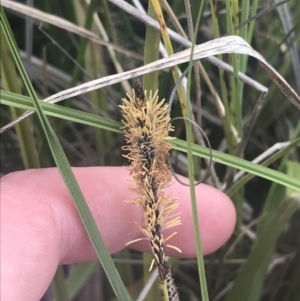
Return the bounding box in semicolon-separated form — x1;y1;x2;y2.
174;139;300;192
224;193;300;301
52;266;69;301
0;13;39;169
143;1;160;91
66;261;98;299
0;8;130;300
284;244;300;301
71;0;97;84
256;122;300;234
226;136;300;197
0;91;122;133
1;90;299;192
185;1;209;300
286;160;300;195
208;0;234;155
1;7;69;300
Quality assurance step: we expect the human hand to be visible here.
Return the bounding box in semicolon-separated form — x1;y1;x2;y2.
1;167;236;301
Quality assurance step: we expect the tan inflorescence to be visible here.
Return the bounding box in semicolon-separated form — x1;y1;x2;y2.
120;80;181;300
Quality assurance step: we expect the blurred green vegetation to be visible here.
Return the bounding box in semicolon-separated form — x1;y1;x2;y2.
1;0;300;301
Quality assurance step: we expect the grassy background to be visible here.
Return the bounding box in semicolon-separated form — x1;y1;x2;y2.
1;0;300;300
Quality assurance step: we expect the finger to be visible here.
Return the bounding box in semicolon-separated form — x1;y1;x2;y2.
130;173;236;257
1;167;235;301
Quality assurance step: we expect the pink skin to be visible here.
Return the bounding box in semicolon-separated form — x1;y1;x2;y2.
1;167;236;301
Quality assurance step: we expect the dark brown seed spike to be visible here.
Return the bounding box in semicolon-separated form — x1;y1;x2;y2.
158;262;169;280
134;79;146;102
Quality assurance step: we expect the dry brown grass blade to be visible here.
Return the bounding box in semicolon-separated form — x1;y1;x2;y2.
2;35;300;134
1;0;142;60
110;0;268;93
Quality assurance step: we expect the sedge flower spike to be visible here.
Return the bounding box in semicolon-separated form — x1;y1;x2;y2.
120;80;181;301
